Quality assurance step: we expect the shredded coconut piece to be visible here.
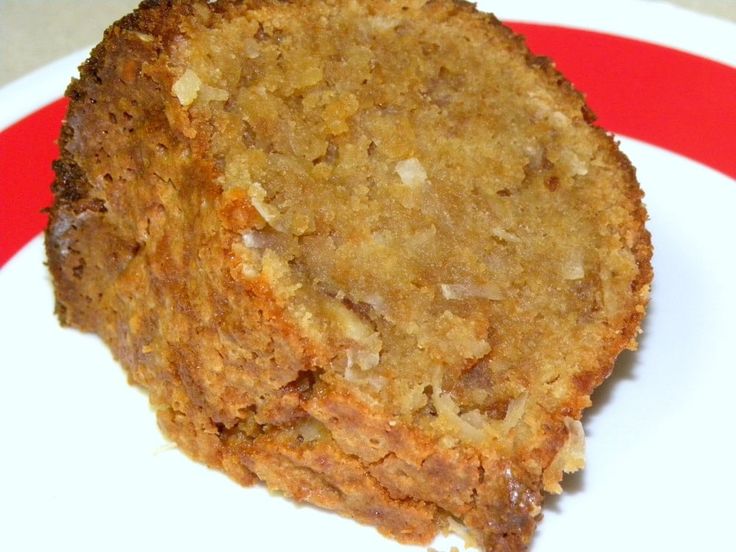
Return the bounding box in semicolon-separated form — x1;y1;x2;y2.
490;227;520;243
367;15;401;31
562;150;589;176
524;144;546;171
439;435;459;449
433;389;487;443
234;237;264;279
561;254;585;280
395;158;428;187
241;265;260;279
542;417;586;493
549;110;570;127
243;37;260;59
152;441;178;455
503;391;528;430
130;31;154;42
353;349;380;370
445;517;480;550
328;302;382;369
297;419;324;443
242;230;268;249
459;409;486;429
440;283;504;301
172;69;202;106
561;249;585;280
344;360;386;389
199;85;230;103
247;182;282;228
361;293;388;316
399;383;429;414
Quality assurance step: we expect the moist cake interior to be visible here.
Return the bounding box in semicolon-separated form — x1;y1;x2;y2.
180;0;643;445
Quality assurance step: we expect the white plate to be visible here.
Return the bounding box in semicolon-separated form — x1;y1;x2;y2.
1;2;735;551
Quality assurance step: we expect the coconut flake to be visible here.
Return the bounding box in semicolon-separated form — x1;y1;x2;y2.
234;236;264;279
367;15;401;31
344;360;385;389
297;419;324;443
242;230;268;249
446;517;480;550
199;85;230;103
328;302;382;370
241;261;261;279
562;150;589;176
490;226;521;243
130;31;154;42
460;409;486;429
399;383;429;414
346;347;380;371
562;251;585;280
247;182;282;228
542;417;586;493
353;349;380;370
564;417;586;469
549;110;570;127
244;37;260;59
172;69;202;106
503;391;528;430
524;145;546;171
562;261;585;280
361;293;386;312
433;389;486;443
395;158;428;187
439;435;459;449
440;283;504;301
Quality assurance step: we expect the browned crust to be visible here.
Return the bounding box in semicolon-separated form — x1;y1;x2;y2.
45;1;652;551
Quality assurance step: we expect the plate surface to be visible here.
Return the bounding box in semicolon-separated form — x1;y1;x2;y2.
1;2;734;551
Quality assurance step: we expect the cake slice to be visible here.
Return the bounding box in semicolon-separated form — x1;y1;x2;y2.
46;1;652;550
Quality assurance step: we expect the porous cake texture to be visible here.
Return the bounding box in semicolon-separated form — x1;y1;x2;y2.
46;1;652;550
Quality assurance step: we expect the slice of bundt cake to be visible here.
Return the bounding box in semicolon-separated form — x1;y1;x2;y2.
46;1;652;550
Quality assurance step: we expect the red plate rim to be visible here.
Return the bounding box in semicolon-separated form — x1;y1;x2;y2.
1;23;734;268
